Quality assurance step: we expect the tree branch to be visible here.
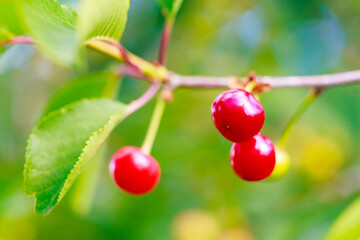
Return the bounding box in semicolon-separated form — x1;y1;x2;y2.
87;40;360;90
1;36;359;90
168;71;360;90
260;71;360;88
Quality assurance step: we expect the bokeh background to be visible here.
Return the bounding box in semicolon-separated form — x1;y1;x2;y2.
1;0;360;239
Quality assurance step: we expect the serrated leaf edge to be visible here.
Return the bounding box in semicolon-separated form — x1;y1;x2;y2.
24;99;89;196
57;108;126;211
24;98;127;215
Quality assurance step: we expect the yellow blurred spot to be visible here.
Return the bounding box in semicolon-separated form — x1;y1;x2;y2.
301;136;344;182
220;228;255;240
172;209;220;240
268;147;291;181
0;218;35;240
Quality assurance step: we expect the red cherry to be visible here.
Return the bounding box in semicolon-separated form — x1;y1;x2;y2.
109;146;161;195
230;134;275;181
211;89;265;142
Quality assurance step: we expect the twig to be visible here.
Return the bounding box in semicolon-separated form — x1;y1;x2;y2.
1;36;360;90
168;71;360;89
158;20;174;65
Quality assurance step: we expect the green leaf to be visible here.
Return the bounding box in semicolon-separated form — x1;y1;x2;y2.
156;0;184;19
0;0;25;41
325;197;360;240
21;0;77;65
0;0;26;54
43;71;119;116
0;28;14;42
24;99;127;215
77;0;129;42
157;0;173;13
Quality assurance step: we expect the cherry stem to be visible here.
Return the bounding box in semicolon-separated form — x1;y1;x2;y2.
244;81;257;93
278;87;323;148
139;15;175;154
141;97;166;154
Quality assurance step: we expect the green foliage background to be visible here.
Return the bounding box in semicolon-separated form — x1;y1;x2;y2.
0;0;360;239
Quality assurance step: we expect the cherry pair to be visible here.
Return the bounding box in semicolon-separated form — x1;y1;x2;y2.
211;89;275;181
108;88;275;196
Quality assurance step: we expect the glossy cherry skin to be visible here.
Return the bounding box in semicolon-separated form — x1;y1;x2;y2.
230;134;275;181
211;89;265;142
109;146;161;195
